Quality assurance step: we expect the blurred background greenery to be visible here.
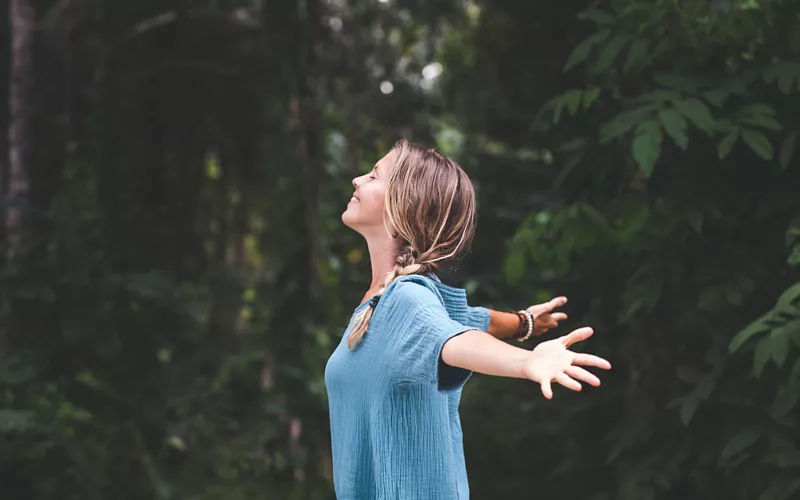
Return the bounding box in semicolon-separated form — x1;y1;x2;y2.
1;0;800;499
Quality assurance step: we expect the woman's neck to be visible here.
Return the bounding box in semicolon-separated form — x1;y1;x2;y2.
365;234;396;292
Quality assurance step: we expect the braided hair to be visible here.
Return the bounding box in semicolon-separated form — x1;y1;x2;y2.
347;140;477;349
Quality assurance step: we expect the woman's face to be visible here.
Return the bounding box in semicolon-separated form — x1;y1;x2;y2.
342;151;395;237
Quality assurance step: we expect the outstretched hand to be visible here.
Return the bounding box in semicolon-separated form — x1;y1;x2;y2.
526;296;568;336
521;327;611;399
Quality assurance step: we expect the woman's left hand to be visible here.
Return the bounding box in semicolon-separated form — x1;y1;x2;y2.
526;297;568;336
521;326;611;399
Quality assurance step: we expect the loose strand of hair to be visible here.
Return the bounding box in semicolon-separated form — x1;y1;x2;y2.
347;306;373;349
348;257;432;349
426;179;459;255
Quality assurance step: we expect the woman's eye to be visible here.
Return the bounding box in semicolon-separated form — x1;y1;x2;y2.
369;175;376;180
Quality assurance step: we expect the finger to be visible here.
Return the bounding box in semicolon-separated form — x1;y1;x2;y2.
565;366;601;387
555;373;582;392
551;312;568;322
540;297;567;313
572;353;612;370
530;297;568;315
562;327;594;347
540;379;553;400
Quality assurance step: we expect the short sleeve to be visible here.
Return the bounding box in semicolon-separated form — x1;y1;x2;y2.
465;305;491;332
383;282;476;391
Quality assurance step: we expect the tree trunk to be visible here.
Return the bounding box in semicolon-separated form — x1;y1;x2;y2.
2;0;34;351
7;0;34;259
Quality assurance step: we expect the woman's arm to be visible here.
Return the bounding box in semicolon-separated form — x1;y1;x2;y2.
484;296;570;339
441;327;611;399
485;309;526;339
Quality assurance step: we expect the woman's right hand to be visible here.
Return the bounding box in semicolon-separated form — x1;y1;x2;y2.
521;327;612;399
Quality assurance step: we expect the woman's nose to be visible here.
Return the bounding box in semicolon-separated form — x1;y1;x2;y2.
352;177;359;188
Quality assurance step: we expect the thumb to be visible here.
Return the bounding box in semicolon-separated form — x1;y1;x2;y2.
562;327;594;347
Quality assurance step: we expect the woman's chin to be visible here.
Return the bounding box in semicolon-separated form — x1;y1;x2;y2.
341;208;357;228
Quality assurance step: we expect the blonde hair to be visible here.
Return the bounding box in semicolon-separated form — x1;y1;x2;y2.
347;139;478;349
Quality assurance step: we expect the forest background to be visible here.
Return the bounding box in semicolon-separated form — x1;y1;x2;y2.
2;0;800;499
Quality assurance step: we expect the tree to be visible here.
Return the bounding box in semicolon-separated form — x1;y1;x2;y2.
7;0;33;258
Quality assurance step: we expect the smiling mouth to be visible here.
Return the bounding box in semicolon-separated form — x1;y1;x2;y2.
349;196;359;203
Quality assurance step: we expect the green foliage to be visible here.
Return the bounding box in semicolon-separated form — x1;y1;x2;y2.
1;0;461;498
3;0;800;499
447;0;800;499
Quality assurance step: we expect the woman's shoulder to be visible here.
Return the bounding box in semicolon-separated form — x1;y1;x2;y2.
383;275;444;309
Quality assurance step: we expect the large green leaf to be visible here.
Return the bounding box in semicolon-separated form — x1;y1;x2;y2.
742;130;774;160
738;115;781;132
738;104;778;117
754;337;772;378
703;88;731;108
719;425;763;461
582;87;601;110
717;128;740;159
632;120;663;177
675;98;715;134
565;90;583;115
599;107;656;143
771;328;790;367
653;73;699;93
658;108;688;150
777;282;800;308
785;320;800;348
594;35;631;73
623;39;649;72
771;384;799;417
564;30;611;71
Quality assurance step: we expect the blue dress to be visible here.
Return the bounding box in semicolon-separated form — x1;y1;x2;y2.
325;274;491;499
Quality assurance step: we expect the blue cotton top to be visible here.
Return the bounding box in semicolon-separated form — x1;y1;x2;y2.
325;274;491;499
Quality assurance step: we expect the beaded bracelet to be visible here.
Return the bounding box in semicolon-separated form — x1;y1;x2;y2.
512;310;535;342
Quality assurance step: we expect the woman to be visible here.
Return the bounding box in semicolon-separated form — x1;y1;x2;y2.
325;139;611;499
